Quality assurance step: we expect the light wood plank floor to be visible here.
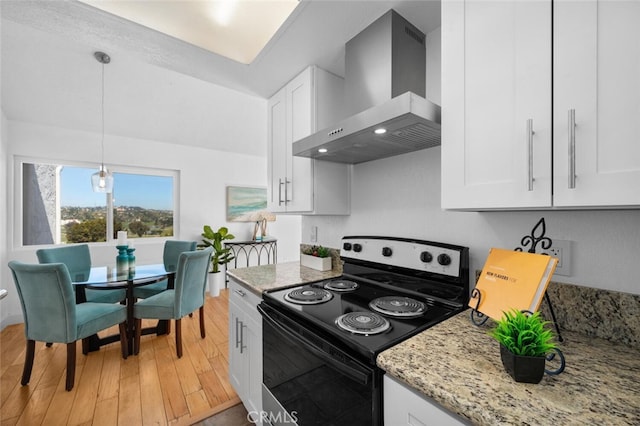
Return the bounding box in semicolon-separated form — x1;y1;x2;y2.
0;289;240;426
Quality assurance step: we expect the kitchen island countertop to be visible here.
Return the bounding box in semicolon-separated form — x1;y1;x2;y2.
377;311;640;425
226;261;342;296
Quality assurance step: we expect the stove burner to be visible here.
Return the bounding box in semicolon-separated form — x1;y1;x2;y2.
324;279;359;292
369;296;427;318
335;312;391;335
284;287;333;305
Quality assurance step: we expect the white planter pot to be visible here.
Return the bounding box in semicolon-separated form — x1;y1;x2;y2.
208;272;224;297
300;254;332;271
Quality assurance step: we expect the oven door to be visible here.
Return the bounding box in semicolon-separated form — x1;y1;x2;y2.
258;303;381;426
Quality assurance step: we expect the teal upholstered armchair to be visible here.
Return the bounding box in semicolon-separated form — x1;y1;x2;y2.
8;261;128;391
134;247;212;358
133;240;197;299
36;244;126;304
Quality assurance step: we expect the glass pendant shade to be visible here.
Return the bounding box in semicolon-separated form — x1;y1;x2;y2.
91;165;114;193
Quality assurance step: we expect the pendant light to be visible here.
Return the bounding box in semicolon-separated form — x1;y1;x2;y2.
91;51;114;193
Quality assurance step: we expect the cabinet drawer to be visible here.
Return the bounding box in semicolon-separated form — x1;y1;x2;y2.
229;279;262;320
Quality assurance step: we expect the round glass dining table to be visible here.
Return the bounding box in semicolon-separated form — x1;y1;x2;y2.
71;264;175;354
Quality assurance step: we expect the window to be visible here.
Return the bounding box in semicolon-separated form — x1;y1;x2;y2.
21;161;176;246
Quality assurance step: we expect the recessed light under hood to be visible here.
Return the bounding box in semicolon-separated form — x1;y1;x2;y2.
293;9;441;164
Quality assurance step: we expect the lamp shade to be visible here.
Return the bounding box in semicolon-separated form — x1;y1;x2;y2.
91;165;114;193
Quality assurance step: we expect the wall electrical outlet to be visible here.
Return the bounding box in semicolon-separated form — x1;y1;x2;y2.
310;226;318;243
541;239;572;276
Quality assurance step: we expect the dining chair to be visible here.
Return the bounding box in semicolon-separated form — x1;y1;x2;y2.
8;261;128;391
133;240;197;299
134;247;212;358
36;244;126;304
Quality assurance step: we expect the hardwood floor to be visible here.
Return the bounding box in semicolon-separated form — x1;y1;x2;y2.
0;289;240;425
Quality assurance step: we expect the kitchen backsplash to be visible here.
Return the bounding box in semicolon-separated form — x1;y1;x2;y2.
473;270;640;348
541;281;640;348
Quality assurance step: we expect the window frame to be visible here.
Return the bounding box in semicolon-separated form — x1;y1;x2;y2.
14;155;180;248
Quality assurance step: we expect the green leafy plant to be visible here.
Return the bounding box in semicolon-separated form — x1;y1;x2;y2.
302;245;330;258
489;309;557;357
200;226;235;273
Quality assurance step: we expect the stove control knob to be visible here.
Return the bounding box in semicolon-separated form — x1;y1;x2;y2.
420;251;433;263
343;242;352;251
437;253;452;266
353;244;363;253
382;247;393;257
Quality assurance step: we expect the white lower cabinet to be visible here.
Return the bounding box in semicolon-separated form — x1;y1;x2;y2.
384;375;470;426
228;278;262;425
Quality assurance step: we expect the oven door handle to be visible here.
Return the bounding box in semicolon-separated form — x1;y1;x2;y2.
258;304;372;386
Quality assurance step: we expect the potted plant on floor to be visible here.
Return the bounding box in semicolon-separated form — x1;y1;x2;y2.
200;225;235;297
300;245;332;271
489;309;564;383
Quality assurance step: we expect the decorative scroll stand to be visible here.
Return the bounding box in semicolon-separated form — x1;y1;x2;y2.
470;217;564;343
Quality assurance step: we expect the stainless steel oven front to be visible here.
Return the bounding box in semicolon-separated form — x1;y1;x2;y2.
258;303;383;426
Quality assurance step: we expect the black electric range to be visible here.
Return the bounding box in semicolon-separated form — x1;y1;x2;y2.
259;236;470;426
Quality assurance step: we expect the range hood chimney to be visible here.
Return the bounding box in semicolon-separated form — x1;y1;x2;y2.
293;9;440;164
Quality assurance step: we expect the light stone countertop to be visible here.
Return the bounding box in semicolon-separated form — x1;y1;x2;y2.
226;261;342;296
377;312;640;425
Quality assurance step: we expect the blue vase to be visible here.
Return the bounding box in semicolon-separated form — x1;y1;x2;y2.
116;245;129;273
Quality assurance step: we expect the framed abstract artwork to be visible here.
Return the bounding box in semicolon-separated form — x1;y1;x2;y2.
226;186;273;222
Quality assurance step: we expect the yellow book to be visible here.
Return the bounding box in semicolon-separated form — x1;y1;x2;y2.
469;248;558;321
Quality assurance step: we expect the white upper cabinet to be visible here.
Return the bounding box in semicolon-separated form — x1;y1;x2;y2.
442;0;640;210
553;0;640;207
268;66;350;214
442;0;552;209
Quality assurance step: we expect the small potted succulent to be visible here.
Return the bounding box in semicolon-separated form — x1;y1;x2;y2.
489;309;563;383
300;245;332;271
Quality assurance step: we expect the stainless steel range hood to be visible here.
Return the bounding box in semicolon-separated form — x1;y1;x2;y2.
293;10;441;164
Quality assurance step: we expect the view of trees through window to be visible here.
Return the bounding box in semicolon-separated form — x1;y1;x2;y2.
22;162;175;246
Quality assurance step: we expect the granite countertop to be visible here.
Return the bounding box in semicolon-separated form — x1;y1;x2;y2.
226;261;342;296
377;311;640;425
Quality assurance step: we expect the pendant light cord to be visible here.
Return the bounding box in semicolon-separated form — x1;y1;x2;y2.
101;59;105;170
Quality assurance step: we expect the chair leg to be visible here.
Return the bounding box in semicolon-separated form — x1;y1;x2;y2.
66;341;76;391
119;322;128;359
175;318;182;358
199;306;206;339
134;319;142;355
21;340;36;386
82;338;89;355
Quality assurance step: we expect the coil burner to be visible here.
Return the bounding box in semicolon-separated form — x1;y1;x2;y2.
335;311;391;335
369;296;427;318
324;279;359;292
284;287;333;305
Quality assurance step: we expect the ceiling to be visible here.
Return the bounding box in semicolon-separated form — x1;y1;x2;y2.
0;0;441;153
78;0;300;65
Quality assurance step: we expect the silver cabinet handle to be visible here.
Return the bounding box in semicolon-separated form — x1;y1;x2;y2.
240;322;247;354
527;119;535;191
234;289;245;297
278;178;284;206
235;317;241;349
568;109;576;188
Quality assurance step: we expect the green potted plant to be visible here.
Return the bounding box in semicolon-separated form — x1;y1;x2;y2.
300;245;332;271
200;226;235;296
489;309;561;383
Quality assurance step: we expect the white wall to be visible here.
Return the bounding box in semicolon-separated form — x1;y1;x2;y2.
302;148;640;295
0;118;301;329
